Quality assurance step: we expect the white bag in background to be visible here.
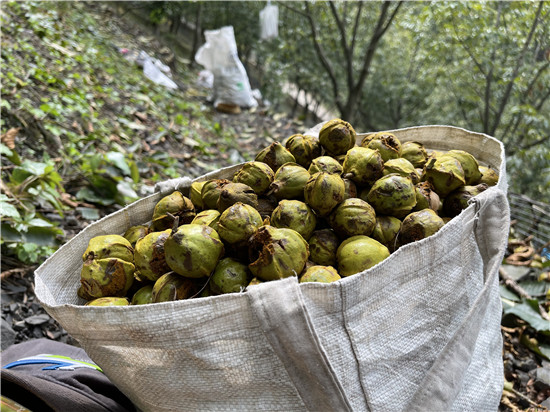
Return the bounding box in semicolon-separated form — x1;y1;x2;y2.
260;3;278;40
195;26;257;108
138;51;178;90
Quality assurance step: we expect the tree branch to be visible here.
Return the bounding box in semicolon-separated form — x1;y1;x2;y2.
483;2;503;133
350;1;363;60
355;2;402;92
491;1;544;135
329;1;353;90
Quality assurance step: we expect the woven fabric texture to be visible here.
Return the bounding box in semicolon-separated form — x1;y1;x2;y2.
35;126;509;412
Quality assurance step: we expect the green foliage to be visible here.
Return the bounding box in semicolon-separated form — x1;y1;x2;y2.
0;1;241;265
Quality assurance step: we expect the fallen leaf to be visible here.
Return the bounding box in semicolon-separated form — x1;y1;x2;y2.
60;193;79;208
1;127;20;149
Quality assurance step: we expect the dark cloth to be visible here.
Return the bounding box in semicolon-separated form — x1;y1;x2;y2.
1;339;135;412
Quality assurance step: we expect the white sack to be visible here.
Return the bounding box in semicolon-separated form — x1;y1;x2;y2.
195;26;257;108
260;4;279;40
35;125;509;412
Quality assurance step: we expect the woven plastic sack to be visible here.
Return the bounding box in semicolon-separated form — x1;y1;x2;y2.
35;125;509;412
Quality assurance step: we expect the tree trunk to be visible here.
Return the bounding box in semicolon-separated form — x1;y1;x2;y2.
189;4;202;67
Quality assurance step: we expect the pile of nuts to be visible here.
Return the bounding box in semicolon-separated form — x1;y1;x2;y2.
78;119;499;306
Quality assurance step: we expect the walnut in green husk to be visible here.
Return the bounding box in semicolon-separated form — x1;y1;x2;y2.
329;198;376;238
308;156;343;175
300;265;341;283
217;182;258;212
304;172;345;217
285;134;322;168
361;132;402;162
397;209;445;247
366;174;417;218
248;226;309;281
337;236;390;277
210;258;250;294
308;229;340;267
232;162;275;195
401;141;428;168
318;119;356;156
164;224;224;278
217;202;263;245
255;141;296;172
80;235;135;299
151;272;201;302
423;155;466;197
86;297;130;306
152;191;195;231
201;179;231;210
134;229;172;282
342;146;384;186
268;163;310;200
271;199;317;241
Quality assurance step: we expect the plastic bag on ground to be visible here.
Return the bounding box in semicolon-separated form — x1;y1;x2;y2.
195;26;257;108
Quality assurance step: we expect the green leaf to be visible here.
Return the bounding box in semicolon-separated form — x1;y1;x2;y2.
24;226;63;246
499;285;520;302
518;280;550;297
76;187;115;206
0;201;20;219
27;217;53;227
116;181;138;200
77;207;100;221
0;223;23;242
503;298;550;332
105;151;132;176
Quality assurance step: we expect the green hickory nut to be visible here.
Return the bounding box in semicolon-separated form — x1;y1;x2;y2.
318;119;356;156
361;132;402;162
308;229;339;267
342;146;384;186
271;199;317;241
210;257;250;294
478;166;499;186
190;181;206;209
308;156;343;175
248;225;309;281
152;191;196;231
337;236;390;277
285;134;323;168
300;265;341;283
232;161;275;195
413;181;441;212
445;150;482;185
401;141;428;168
442;183;488;218
366;174;417;219
80;235;135;299
329;198;376;238
152;272;200;302
268;162;310;200
217;182;258;213
216;202;263;245
131;285;154;305
123;225;149;248
397;209;445;247
383;158;420;184
85;297;130;306
304;172;345;217
423;155;466;197
255;141;296;172
201;179;231;210
164;224;224;278
371;215;401;252
134;229;172;282
191;209;221;231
